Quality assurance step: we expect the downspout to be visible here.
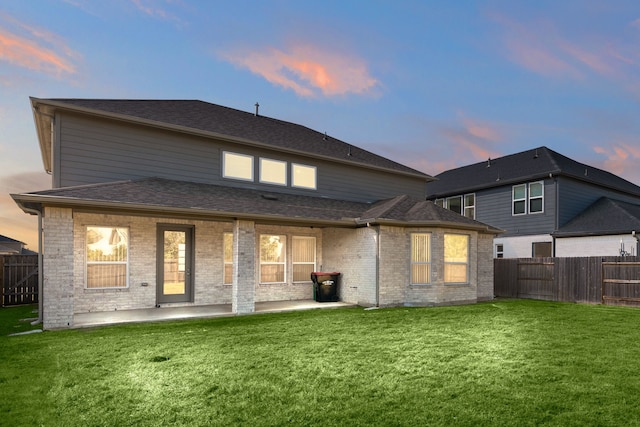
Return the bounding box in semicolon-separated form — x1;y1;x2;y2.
375;224;381;307
22;207;43;325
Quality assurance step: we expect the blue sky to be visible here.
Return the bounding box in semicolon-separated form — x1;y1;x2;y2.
2;0;640;248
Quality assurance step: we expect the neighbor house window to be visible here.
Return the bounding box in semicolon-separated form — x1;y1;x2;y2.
529;181;544;213
532;242;552;257
411;233;431;284
260;235;286;283
292;236;316;282
513;184;527;215
292;164;316;189
446;196;462;215
435;199;444;208
223;152;253;181
260;158;287;186
86;226;129;288
464;194;475;219
223;233;233;285
444;234;469;283
495;244;504;258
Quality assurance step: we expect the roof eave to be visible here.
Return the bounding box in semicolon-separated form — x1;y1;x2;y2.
355;217;504;234
11;193;359;227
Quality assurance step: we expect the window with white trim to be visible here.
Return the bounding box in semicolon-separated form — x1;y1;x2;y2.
512;184;527;215
529;181;544;213
292;236;316;282
446;196;462;215
260;234;286;283
464;194;475;219
223;232;233;285
292;163;316;189
411;233;431;284
444;234;469;284
495;243;504;258
259;158;287;186
223;151;253;181
86;226;129;288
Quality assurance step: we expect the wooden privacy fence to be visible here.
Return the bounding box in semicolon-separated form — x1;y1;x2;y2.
494;256;640;305
1;255;39;306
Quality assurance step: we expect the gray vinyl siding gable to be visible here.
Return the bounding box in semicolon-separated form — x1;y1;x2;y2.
475;178;557;237
557;177;640;227
55;112;426;203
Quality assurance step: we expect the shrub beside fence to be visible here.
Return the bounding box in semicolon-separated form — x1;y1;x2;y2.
1;255;39;306
494;256;640;305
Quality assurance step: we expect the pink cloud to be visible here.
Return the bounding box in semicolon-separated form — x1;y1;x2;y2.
130;0;187;27
0;13;78;77
593;143;640;184
220;43;379;97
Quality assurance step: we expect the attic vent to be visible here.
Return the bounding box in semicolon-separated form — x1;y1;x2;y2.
534;149;539;158
261;194;278;201
254;102;259;116
487;158;491;168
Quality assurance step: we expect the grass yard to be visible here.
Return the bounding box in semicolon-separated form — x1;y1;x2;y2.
1;299;640;426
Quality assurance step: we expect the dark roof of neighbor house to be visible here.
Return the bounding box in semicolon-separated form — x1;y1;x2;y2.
426;146;640;198
0;235;23;244
11;178;501;233
553;198;640;237
30;98;430;179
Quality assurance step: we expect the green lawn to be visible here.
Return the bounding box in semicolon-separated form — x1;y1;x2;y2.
1;300;640;426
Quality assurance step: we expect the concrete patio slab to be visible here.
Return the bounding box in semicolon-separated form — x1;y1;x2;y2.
73;300;354;328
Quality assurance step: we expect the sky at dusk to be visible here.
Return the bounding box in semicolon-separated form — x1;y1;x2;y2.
2;0;640;249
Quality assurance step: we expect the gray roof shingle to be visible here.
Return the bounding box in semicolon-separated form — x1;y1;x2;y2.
13;178;501;232
39;98;428;178
553;197;640;237
426;146;640;198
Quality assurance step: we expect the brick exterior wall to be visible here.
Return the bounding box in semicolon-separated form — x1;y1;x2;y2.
40;208;495;329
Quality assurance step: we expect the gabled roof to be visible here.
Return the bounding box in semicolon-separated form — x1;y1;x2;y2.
553;198;640;237
30;98;430;180
0;235;23;244
426;146;640;198
11;178;500;233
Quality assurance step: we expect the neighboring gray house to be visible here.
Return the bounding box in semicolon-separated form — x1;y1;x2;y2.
0;235;36;255
12;98;500;329
426;146;640;258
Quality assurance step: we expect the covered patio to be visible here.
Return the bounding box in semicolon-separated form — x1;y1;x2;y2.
73;300;353;329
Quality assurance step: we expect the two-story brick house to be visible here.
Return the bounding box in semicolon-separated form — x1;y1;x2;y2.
12;98;500;329
426;146;640;258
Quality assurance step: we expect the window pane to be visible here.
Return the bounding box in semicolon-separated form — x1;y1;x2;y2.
447;196;462;214
87;227;128;262
435;199;444;207
261;264;285;283
445;264;468;283
223;152;253;181
87;264;127;288
513;184;526;199
260;158;287;185
293;264;315;282
224;233;233;285
292;164;316;189
530;198;543;213
464;194;475;207
260;235;285;262
529;182;543;197
412;234;430;262
445;234;468;263
412;265;431;284
514;200;526;215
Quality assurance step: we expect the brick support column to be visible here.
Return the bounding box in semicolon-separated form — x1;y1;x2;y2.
232;219;255;314
42;207;75;329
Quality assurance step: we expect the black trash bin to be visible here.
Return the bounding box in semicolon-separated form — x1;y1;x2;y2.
311;272;340;302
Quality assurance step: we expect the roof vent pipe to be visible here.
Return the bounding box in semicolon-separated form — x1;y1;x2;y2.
487;158;491;168
254;102;259;116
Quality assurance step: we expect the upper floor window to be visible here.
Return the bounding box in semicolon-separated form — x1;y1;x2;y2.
513;181;544;216
464;194;475;219
223;152;253;181
260;158;287;186
411;233;431;284
495;243;504;258
292;163;317;189
444;234;469;284
86;226;129;288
